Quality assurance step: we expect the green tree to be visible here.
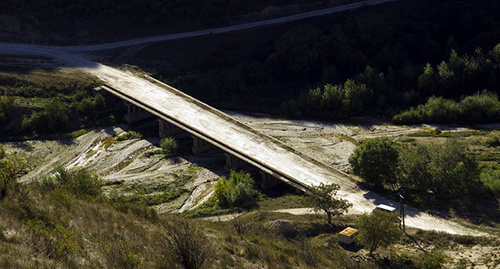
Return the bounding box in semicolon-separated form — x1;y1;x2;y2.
356;210;402;254
214;170;261;209
349;138;399;187
306;183;352;225
428;140;480;195
398;144;432;191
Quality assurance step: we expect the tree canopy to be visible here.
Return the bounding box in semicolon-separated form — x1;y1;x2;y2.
306;183;351;224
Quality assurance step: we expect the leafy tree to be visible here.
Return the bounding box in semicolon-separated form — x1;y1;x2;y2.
349;138;399;187
356;210;402;254
214;170;261;209
398;144;432;191
306;183;351;225
427;140;480;195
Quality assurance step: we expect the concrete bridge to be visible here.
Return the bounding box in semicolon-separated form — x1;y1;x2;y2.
96;76;352;192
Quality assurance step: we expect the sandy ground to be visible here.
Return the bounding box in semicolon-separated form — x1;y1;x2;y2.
4;125;221;214
224;111;428;173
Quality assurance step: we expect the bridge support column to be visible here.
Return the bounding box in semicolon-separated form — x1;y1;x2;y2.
159;119;182;138
260;172;281;189
224;153;246;171
124;102;153;124
192;136;214;154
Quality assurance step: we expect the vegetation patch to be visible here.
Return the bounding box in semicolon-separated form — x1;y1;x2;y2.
116;131;143;141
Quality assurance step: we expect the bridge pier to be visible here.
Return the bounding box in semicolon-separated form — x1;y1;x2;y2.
159;119;182;138
224;153;247;171
124;102;153;124
260;172;281;189
192;136;215;154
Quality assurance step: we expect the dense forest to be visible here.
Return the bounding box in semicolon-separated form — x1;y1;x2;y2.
159;0;500;123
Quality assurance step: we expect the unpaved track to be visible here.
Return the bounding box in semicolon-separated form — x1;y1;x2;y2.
0;0;490;236
6;0;399;52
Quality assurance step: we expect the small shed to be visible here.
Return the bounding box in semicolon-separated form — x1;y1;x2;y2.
338;227;358;245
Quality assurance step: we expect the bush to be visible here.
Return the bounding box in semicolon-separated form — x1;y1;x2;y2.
0;154;30;200
280;80;373;119
0;96;15;122
76;94;106;117
0;145;5;159
214;170;261;209
160;137;178;157
480;163;500;196
393;92;500;124
415;251;446;269
164;219;210;269
22;100;70;134
349;137;399;187
485;136;500;147
116;131;143;141
42;166;103;198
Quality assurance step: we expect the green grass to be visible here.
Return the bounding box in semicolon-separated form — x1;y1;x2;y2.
181;198;236;218
258;194;309;210
408;130;484;138
118;189;189;206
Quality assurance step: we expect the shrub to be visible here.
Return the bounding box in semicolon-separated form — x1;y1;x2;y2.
0;145;5;159
164;219;210;269
26;219;75;259
160;137;178;157
0;154;30;200
0;96;15;122
480;163;500;196
116;131;143;141
22;100;70;134
214;170;261;209
280;80;373;119
485;136;500;147
415;251;446;269
393;91;500;124
349;137;399;187
44;166;103;198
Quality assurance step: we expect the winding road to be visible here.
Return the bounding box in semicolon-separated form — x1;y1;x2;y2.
0;0;490;236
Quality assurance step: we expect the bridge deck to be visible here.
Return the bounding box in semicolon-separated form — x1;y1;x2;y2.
90;64;353;192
